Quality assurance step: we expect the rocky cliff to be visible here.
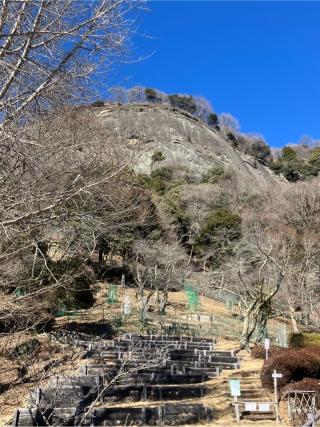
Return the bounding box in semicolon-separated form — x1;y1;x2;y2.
96;103;282;191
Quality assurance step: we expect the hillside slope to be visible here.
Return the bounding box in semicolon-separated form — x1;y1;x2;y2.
97;103;282;191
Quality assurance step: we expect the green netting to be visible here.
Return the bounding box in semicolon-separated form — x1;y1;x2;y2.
226;297;238;311
255;322;268;343
55;303;66;317
14;287;26;297
107;284;118;304
184;283;201;312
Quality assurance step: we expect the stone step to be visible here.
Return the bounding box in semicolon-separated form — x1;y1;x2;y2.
241;411;276;421
29;386;88;409
103;383;206;402
49;375;100;388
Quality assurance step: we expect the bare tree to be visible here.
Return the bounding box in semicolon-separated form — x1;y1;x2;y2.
218;112;240;136
0;0;145;122
0;1;148;338
210;226;285;351
128;240;188;322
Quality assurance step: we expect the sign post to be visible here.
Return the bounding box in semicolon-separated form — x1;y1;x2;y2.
264;338;270;361
229;379;241;423
272;370;283;423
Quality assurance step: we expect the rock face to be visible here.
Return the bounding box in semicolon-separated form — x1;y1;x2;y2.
96;104;282;191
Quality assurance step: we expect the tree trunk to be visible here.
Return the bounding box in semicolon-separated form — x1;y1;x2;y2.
237;310;256;352
289;306;300;333
157;291;168;315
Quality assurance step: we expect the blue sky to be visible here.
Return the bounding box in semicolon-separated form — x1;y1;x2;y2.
112;1;320;148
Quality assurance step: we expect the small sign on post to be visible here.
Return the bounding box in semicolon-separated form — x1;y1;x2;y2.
229;379;241;397
272;370;283;423
264;338;270;361
229;379;241;423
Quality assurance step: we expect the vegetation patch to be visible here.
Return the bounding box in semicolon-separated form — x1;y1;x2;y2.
202;166;226;184
9;338;41;359
251;344;281;359
261;347;320;390
289;332;320;348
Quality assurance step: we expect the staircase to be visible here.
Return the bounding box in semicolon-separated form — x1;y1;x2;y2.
12;334;242;426
227;369;277;423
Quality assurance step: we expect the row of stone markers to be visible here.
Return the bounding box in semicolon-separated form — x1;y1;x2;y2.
12;334;240;426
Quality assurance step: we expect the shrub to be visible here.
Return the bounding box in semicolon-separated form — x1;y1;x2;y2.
91;99;104;107
261;347;320;390
138;167;174;195
150;175;167;195
193;208;241;260
201;208;241;239
145;88;161;103
202;166;225;184
290;332;320;348
247;140;271;162
227;131;238;147
309;147;320;167
284;378;320;394
281;146;298;162
151;150;166;164
268;159;283;174
207;112;218;127
251;344;281;359
238;192;261;206
164;187;189;230
168;94;197;115
281;160;302;182
52;263;95;310
151;167;173;181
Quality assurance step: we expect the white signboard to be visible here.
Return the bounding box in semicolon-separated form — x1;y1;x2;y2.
229;379;241;397
272;372;283;378
264;338;270;350
122;293;132;315
245;402;257;411
259;403;271;412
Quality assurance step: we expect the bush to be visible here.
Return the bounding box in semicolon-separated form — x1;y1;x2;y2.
227;132;238;147
52;263;95;310
289;332;320;348
151;167;173;181
164;187;189;230
145;88;161;103
0;308;54;334
284;378;320;394
151;150;166;164
201;208;241;240
207;112;218;127
281;146;297;162
202;166;225;184
193;208;241;261
247;140;271;162
251;344;281;359
168;94;197;115
281;160;302;182
138;167;174;195
261;347;320;390
268;159;283;174
91;99;104;107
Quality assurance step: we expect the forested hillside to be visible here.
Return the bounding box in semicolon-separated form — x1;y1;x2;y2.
2;100;320;350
